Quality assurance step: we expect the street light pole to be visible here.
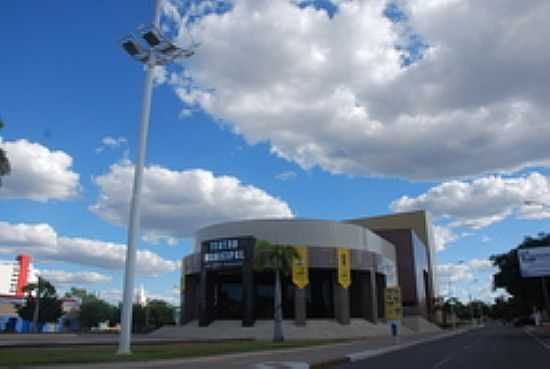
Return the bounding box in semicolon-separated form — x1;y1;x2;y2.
117;0;197;354
118;0;162;355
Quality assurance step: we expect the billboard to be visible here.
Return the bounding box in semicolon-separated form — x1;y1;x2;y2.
518;246;550;278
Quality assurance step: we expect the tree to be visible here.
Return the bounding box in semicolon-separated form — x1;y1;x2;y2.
254;240;299;342
0;119;10;186
491;232;550;316
17;277;62;331
146;299;175;328
65;288;117;330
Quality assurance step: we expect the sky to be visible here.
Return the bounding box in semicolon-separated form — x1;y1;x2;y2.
1;0;549;305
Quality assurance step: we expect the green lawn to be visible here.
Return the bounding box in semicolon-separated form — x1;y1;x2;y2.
0;339;342;367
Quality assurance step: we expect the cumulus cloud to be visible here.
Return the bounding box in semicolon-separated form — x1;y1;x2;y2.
438;258;495;283
391;172;550;230
39;270;112;285
90;161;293;244
0;221;177;276
433;225;458;251
96;136;128;154
0;139;79;201
161;0;550;180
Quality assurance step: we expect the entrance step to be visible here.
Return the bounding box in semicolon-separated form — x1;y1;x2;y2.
150;319;416;340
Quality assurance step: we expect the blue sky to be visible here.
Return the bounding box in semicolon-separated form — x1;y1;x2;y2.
1;0;549;304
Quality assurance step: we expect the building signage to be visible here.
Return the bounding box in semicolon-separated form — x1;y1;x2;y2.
202;238;245;269
292;245;309;289
518;246;550;278
384;287;403;321
337;248;351;288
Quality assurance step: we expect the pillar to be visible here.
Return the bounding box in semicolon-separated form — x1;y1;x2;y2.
242;240;255;326
199;270;215;326
294;287;306;326
366;269;378;323
333;276;350;325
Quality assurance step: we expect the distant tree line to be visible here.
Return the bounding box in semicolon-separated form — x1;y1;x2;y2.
11;280;176;333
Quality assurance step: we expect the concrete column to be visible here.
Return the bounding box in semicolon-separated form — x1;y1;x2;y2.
182;275;197;324
199;270;214;326
242;240;255;327
333;277;350;325
242;262;255;326
359;272;370;322
294;287;307;326
198;268;208;326
366;269;378;323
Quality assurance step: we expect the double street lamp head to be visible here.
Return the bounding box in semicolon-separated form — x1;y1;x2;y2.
121;24;198;66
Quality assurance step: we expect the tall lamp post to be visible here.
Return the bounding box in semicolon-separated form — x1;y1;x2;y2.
118;0;197;354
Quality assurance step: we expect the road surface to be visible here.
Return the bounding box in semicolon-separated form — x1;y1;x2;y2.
334;324;549;369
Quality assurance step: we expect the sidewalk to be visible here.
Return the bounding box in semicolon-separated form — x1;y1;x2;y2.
525;324;550;350
22;328;474;369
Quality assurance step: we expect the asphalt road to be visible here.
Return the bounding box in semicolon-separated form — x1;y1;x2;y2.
334;324;550;369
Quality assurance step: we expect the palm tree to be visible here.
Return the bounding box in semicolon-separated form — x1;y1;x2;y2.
254;240;299;342
0;119;11;186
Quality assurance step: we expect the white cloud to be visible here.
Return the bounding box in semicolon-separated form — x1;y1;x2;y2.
437;258;495;284
433;225;458;251
438;263;472;283
0;221;177;276
480;236;492;243
391;172;550;229
162;0;550;180
96;136;128;154
0;139;79;201
39;270;112;285
90;160;293;243
275;170;297;181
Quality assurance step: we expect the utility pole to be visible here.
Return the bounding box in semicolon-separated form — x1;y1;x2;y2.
31;277;41;333
117;0;197;354
542;277;550;317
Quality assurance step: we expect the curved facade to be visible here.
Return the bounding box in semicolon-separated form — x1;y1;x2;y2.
182;219;402;327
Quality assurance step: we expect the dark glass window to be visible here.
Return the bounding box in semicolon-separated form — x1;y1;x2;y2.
307;269;335;318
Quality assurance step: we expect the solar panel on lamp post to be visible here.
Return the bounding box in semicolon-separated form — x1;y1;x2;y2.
117;0;197;355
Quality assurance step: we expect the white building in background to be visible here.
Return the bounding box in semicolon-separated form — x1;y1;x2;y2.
0;255;38;298
136;284;147;306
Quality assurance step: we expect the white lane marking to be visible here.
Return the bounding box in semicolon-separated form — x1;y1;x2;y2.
347;328;477;362
524;328;550;350
432;357;452;369
254;361;310;369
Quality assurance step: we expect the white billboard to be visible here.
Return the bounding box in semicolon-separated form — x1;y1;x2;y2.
518;246;550;278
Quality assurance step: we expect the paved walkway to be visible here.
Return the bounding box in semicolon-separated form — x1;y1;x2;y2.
21;328;473;369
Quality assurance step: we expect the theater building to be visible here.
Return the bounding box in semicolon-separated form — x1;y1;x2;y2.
180;210;436;328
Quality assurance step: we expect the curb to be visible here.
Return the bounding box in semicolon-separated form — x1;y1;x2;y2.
309;328;475;369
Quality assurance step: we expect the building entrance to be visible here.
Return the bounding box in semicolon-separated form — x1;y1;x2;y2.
215;271;243;320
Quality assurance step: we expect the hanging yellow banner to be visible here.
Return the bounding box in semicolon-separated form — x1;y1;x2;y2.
337;248;351;288
292;245;309;289
384;287;403;321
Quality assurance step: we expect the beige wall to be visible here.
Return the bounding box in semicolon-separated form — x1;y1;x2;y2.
346;210;438;297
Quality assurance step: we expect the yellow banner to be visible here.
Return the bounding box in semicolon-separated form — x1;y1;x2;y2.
337;248;351;288
292;245;309;289
384;287;403;321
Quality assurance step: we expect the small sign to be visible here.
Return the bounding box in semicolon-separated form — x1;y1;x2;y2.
292;245;309;289
202;238;246;269
337;248;351;288
384;287;403;321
